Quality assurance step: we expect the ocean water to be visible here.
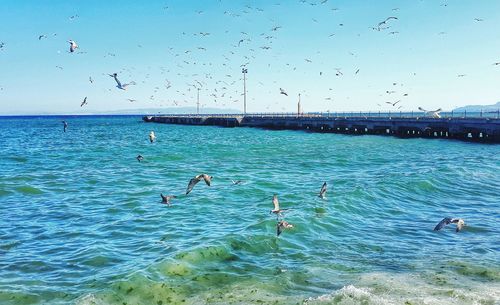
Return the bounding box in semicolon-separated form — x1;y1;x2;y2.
0;116;499;305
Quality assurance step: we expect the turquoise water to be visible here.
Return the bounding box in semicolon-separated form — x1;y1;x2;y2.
0;116;499;305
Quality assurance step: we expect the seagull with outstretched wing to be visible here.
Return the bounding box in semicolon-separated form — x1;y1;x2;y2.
109;73;136;90
433;217;465;232
418;107;442;118
186;174;212;195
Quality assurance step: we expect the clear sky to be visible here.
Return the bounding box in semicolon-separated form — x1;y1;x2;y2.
0;0;499;114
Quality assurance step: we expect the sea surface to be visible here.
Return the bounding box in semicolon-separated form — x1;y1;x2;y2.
0;116;499;305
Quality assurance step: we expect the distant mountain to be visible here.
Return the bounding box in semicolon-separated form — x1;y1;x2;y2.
453;102;500;112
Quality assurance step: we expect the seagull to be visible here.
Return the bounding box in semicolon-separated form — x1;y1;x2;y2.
80;96;88;107
378;17;398;30
127;99;137;103
279;88;288;96
136;155;144;162
38;35;47;40
386;100;401;107
277;220;293;236
231;180;243;185
62;121;68;132
270;194;288;216
160;194;177;205
433;217;466;232
89;76;93;83
149;131;156;143
109;73;136;90
68;40;78;53
418;107;442;118
186;174;212;195
319;182;327;199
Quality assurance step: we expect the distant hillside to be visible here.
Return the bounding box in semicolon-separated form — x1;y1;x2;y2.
453;102;500;112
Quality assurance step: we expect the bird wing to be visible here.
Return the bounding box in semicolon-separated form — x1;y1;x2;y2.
434;108;442;112
319;182;327;196
202;174;212;186
433;217;452;231
186;177;201;195
277;222;283;236
273;195;280;211
113;75;122;87
418;107;427;112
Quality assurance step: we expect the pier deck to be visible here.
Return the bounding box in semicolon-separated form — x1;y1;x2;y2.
143;113;500;143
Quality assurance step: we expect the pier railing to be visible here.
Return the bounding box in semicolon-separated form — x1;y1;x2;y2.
148;110;500;119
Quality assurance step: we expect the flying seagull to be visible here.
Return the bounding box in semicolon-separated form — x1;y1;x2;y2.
277;220;293;236
62;121;68;132
270;194;288;216
418;107;442;118
160;194;177;205
89;76;93;83
80;96;88;107
279;88;288;96
433;217;465;232
136;155;144;162
378;17;398;30
38;35;47;40
109;73;136;90
149;131;156;143
68;40;78;53
319;182;327;199
186;174;212;195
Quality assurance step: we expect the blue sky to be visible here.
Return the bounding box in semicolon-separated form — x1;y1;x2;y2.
0;0;499;114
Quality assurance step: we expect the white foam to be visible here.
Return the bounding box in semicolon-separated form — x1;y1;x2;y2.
305;272;500;305
74;293;108;305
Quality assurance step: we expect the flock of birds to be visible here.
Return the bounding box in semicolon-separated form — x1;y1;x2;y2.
1;1;496;114
59;121;466;237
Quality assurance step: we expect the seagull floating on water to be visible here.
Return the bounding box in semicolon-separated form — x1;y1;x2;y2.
186;174;212;195
231;180;243;185
434;217;466;232
136;155;144;162
149;131;156;143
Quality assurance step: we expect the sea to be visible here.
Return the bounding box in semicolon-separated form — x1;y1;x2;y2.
0;115;499;305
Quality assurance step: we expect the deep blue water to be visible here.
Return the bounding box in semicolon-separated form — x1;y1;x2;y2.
0;116;499;305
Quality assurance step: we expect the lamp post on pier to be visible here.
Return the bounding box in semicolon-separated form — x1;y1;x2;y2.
242;68;248;115
197;87;200;115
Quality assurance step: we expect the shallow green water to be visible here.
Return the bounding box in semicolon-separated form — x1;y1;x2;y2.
0;116;499;305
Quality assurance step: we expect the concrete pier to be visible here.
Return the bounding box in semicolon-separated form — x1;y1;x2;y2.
143;113;500;143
